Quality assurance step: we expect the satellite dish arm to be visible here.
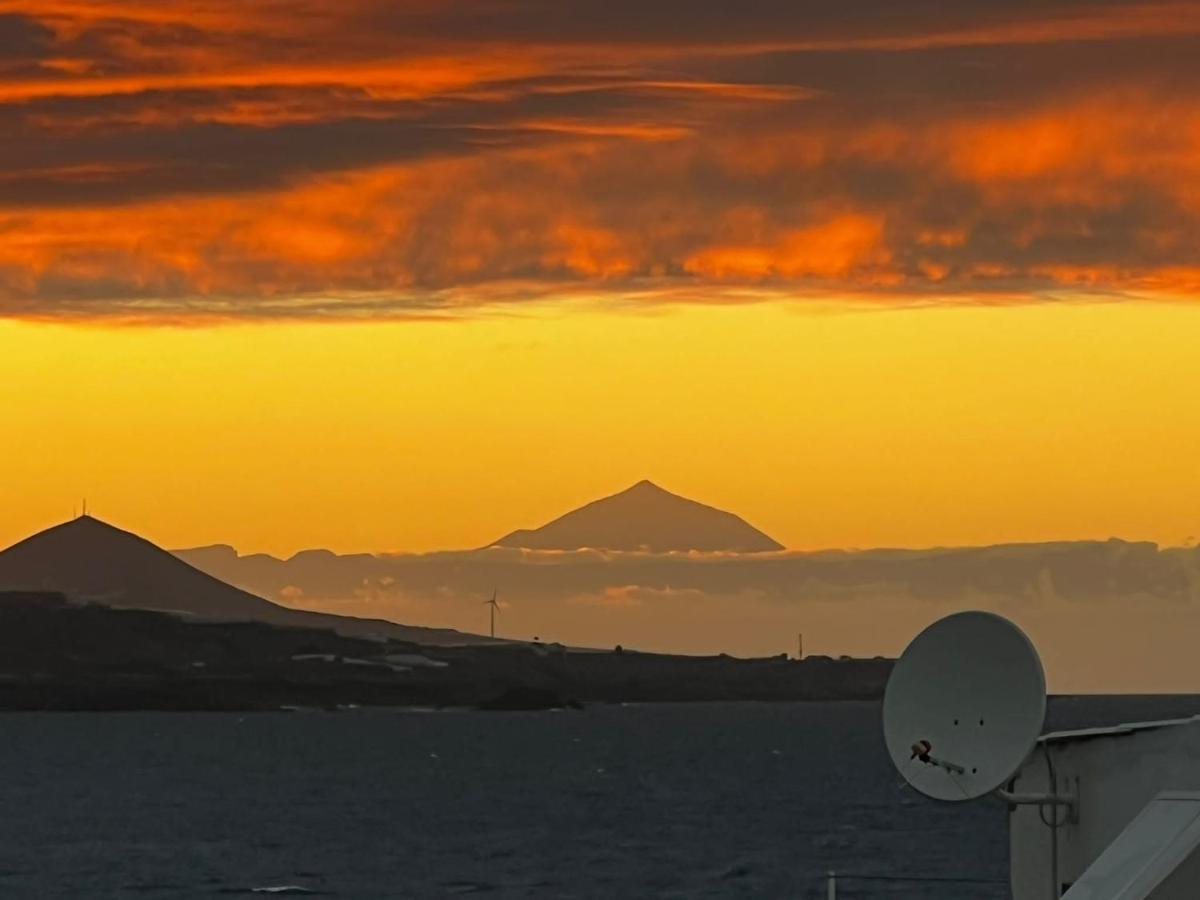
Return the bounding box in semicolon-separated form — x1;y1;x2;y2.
992;782;1077;828
993;745;1077;821
993;787;1074;809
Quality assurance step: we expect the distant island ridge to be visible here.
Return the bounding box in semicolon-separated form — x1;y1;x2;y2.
159;477;1200;692
490;480;785;553
4;479;1200;692
0;510;891;710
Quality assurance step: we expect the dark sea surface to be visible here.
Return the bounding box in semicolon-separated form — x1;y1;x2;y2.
2;697;1199;899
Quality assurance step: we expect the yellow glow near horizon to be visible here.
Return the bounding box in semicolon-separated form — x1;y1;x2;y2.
3;299;1200;557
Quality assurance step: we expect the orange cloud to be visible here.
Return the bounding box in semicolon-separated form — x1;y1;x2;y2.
684;213;892;281
3;1;1200;318
541;222;638;278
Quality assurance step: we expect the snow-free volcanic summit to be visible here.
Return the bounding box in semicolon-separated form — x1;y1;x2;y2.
491;480;783;553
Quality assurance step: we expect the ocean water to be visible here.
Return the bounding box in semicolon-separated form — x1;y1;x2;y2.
0;698;1193;898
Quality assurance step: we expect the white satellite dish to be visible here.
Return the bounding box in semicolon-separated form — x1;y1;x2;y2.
883;611;1046;802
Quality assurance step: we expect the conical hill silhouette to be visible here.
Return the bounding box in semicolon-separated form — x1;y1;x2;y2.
0;515;486;645
492;480;783;552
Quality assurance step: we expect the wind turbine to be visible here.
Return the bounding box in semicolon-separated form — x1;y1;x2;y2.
484;589;500;638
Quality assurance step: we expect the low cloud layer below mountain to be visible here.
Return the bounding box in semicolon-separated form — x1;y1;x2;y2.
176;539;1200;692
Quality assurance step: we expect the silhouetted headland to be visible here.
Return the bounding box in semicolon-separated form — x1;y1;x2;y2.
0;590;891;710
0;516;888;711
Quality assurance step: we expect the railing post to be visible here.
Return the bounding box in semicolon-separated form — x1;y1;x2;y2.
826;870;836;899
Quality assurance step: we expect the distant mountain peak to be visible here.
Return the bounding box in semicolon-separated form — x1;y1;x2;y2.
491;481;783;553
0;516;494;645
49;514;136;538
626;479;664;493
59;513;103;529
0;514;279;616
14;514;156;557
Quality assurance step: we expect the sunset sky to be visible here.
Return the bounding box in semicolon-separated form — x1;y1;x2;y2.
3;0;1200;556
